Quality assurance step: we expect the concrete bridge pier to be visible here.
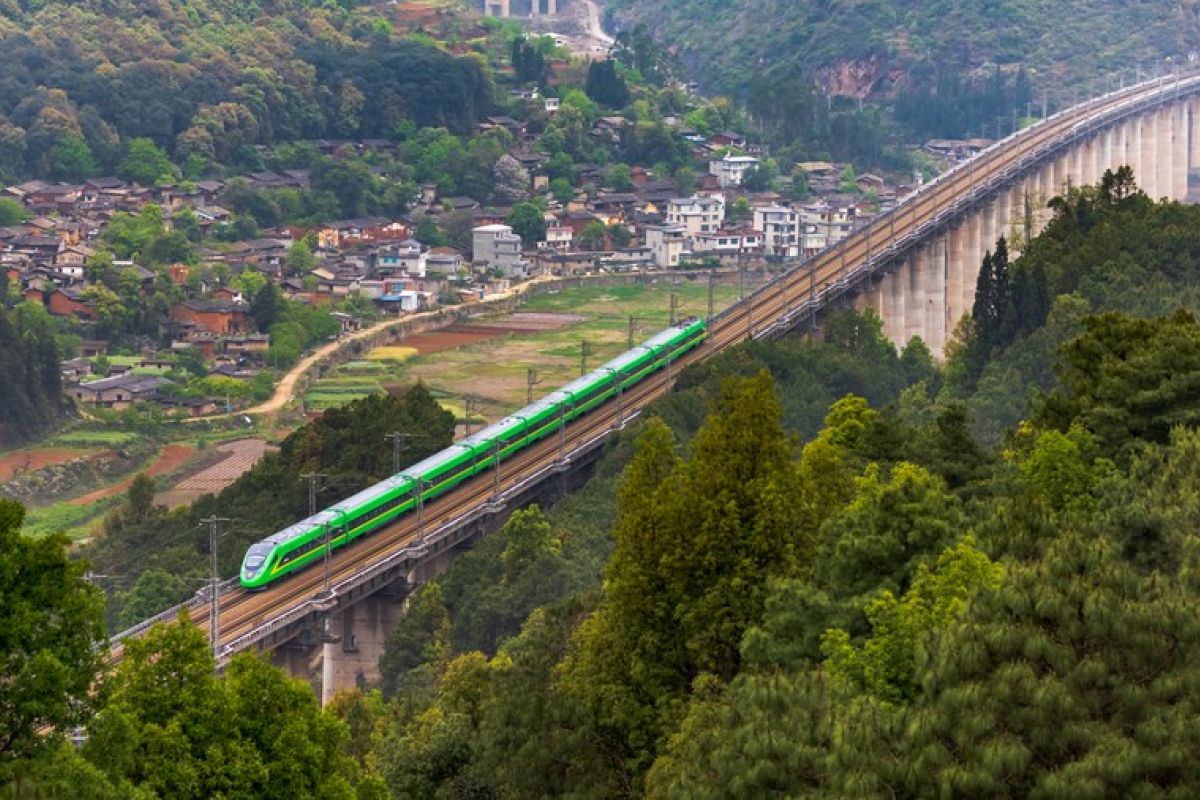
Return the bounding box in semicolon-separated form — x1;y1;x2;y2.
1190;98;1200;173
1156;107;1173;199
1173;102;1189;199
1141;113;1160;197
319;580;411;705
1127;117;1144;190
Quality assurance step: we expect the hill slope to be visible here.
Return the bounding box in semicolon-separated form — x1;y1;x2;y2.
605;0;1200;100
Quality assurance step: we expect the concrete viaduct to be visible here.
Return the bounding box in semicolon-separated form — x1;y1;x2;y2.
856;72;1200;356
111;70;1200;703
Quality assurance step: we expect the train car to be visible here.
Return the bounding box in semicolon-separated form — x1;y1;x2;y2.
240;319;706;589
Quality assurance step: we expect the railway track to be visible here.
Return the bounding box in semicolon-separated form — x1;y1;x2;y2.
110;70;1200;665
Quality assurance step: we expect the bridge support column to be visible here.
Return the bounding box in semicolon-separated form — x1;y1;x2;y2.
1080;136;1098;188
1141;112;1159;198
1056;152;1074;195
995;186;1013;248
947;221;968;332
878;269;905;347
1075;145;1094;191
1173;103;1189;200
1009;183;1028;252
319;586;409;705
1036;161;1056;228
925;236;948;355
1127;117;1143;188
903;246;926;346
964;209;982;312
1099;128;1118;181
1190;98;1200;173
1157;107;1174;200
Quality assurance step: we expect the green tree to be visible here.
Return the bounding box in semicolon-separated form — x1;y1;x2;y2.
0;499;105;761
821;537;1002;703
0;197;29;227
116;137;175;185
605;163;634;191
48;135;95;181
284;238;316;276
505;201;547;244
565;373;805;779
576;220;606;251
88;615;356;798
585;60;631;109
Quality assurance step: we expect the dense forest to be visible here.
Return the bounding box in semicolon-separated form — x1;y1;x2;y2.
13;172;1200;795
0;298;66;447
607;0;1197;138
0;0;492;180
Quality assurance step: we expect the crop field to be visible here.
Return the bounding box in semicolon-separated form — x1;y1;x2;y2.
158;438;274;509
305;280;745;424
366;346;419;362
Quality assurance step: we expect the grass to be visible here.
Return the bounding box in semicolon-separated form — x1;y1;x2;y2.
22;496;121;540
52;430;142;447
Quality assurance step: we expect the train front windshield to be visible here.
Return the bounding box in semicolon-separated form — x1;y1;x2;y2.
242;545;271;576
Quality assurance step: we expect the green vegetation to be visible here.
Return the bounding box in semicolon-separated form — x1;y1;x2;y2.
0;0;491;182
0;301;67;447
14;168;1200;794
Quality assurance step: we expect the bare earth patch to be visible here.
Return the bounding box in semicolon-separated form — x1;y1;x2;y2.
69;443;194;506
402;313;583;356
157;438;274;509
0;447;96;482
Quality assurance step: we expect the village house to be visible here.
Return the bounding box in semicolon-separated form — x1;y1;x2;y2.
472;224;528;278
170;299;252;335
644;225;689;269
72;374;169;410
46;287;95;319
753;205;801;259
666;194;726;237
709;154;760;189
691;228;764;264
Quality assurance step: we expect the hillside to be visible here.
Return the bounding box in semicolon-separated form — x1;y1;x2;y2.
0;0;492;180
605;0;1199;103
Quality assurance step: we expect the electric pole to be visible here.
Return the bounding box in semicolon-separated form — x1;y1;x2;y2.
669;292;679;327
385;432;419;474
301;472;329;597
580;340;593;375
463;394;476;436
707;268;715;320
201;515;229;661
526;367;543;404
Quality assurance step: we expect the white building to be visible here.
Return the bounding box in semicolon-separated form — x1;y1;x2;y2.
753;205;800;259
375;239;426;277
644;225;689;268
666;194;726;237
472;224;528;278
544;223;573;252
691;229;764;261
708;154;760;188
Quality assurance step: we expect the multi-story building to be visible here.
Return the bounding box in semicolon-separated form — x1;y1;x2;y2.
472;224;528;278
665;194;726;237
753;205;800;259
708;154;760;188
691;228;764;264
644;225;689;269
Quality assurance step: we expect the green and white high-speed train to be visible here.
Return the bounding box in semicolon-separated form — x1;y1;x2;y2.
239;319;706;589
